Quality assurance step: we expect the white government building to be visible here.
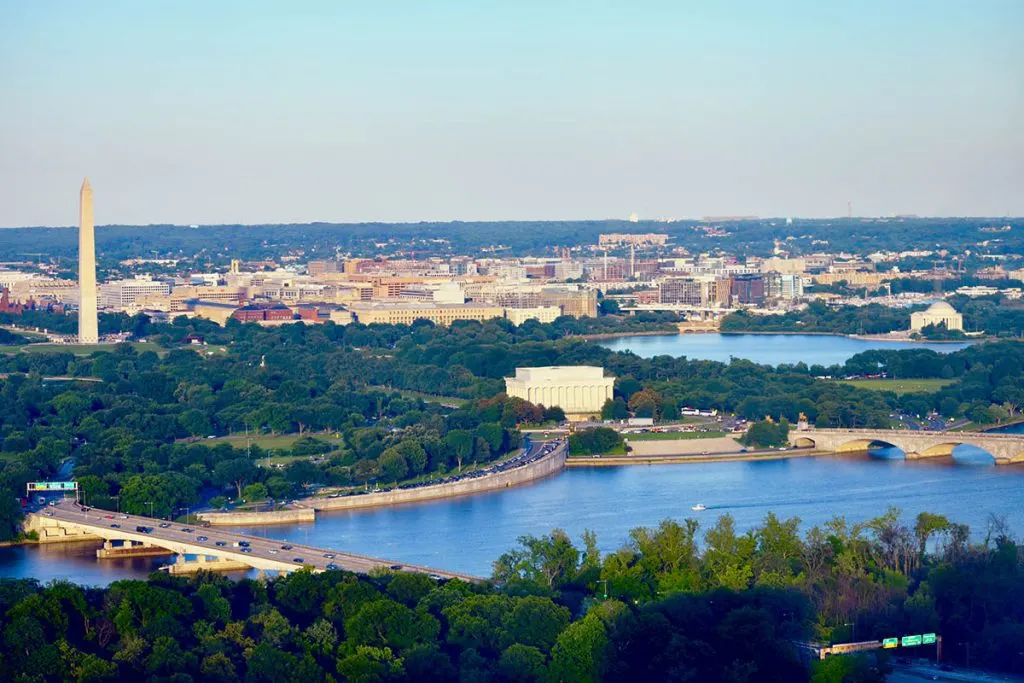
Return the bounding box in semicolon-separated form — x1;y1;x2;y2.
910;301;963;332
504;366;615;418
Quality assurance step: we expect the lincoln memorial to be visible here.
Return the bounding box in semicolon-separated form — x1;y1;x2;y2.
504;366;615;419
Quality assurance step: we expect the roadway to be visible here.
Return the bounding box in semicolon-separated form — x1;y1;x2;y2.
889;662;1024;682
35;500;480;582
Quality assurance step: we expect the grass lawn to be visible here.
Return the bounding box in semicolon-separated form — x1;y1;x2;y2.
624;431;728;441
0;341;164;356
837;378;954;395
368;386;467;407
195;432;343;451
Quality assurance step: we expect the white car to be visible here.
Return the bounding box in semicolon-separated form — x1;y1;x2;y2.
268;549;278;554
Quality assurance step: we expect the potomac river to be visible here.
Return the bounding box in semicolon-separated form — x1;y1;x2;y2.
0;333;1001;585
596;332;971;365
3;453;1022;585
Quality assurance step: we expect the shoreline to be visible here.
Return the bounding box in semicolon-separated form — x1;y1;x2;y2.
576;329;677;340
597;328;986;345
199;445;568;525
568;448;826;467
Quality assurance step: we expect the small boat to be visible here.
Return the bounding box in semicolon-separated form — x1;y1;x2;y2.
691;503;707;512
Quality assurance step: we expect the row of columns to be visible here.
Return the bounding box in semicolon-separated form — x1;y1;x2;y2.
524;384;612;412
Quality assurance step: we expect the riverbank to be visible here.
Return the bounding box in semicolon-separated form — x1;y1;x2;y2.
312;445;567;513
576;329;677;341
568;448;826;467
195;445;568;525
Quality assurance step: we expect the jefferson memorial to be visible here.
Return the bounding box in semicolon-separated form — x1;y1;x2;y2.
504;366;615;419
910;300;963;332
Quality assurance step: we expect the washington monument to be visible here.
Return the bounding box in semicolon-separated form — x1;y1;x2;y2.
78;178;98;344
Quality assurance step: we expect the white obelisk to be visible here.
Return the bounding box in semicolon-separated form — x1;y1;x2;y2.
78;178;99;343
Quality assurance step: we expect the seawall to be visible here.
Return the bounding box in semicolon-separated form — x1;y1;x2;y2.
198;507;316;526
312;446;567;512
568;449;826;467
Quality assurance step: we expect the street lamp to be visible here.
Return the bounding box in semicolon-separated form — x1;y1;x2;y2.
146;501;154;518
112;495;120;514
596;579;609;600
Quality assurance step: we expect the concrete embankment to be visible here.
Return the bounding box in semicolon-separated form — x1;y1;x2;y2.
21;515;102;544
312;447;567;513
189;447;568;525
198;507;316;526
568;449;826;467
625;436;745;457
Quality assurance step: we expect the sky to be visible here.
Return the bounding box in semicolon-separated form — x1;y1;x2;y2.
1;1;1022;227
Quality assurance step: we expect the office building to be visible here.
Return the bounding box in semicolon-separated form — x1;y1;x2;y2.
99;277;171;311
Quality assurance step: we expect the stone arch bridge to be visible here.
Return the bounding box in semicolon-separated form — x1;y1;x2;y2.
788;428;1024;465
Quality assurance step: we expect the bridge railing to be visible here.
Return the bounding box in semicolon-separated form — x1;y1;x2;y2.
798;428;1022;441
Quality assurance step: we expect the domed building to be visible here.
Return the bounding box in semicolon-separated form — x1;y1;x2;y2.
910;301;963;332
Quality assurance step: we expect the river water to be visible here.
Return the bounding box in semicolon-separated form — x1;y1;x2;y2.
596;333;971;365
1;334;1011;586
4;453;1022;585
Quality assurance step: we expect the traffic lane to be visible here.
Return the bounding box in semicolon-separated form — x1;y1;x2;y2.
890;664;1024;682
52;501;477;579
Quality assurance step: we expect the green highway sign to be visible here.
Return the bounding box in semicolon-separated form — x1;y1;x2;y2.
882;638;899;649
902;635;923;647
922;633;937;645
27;481;77;492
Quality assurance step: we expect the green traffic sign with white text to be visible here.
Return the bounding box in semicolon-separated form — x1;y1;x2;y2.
922;633;936;644
901;635;923;647
882;638;898;649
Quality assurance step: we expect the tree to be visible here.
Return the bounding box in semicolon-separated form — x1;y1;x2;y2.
503;596;570;652
741;419;790;449
547;612;608;683
242;483;269;502
627;388;663;419
498;643;546;682
213;458;259;500
379;449;409;483
568;427;622;456
336;646;405;682
601;397;629;420
445;430;474;471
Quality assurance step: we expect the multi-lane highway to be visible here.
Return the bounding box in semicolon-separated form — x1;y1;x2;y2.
33;500;480;581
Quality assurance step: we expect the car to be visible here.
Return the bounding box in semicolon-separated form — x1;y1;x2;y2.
427;573;444;581
104;514;114;519
389;564;403;570
281;545;292;550
241;547;252;553
197;535;208;542
81;506;91;511
119;514;128;519
135;525;149;533
268;549;278;554
323;553;335;559
110;523;120;528
325;563;339;570
180;528;193;533
215;541;227;547
159;522;171;528
293;557;304;563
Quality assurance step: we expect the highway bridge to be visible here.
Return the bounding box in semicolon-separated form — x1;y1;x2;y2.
788;428;1024;465
26;500;481;581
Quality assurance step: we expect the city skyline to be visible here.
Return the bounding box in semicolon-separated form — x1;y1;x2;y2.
1;1;1022;227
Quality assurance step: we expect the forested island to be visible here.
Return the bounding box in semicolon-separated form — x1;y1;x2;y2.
2;508;1022;681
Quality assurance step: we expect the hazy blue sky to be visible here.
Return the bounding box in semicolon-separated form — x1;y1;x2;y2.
1;1;1022;226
